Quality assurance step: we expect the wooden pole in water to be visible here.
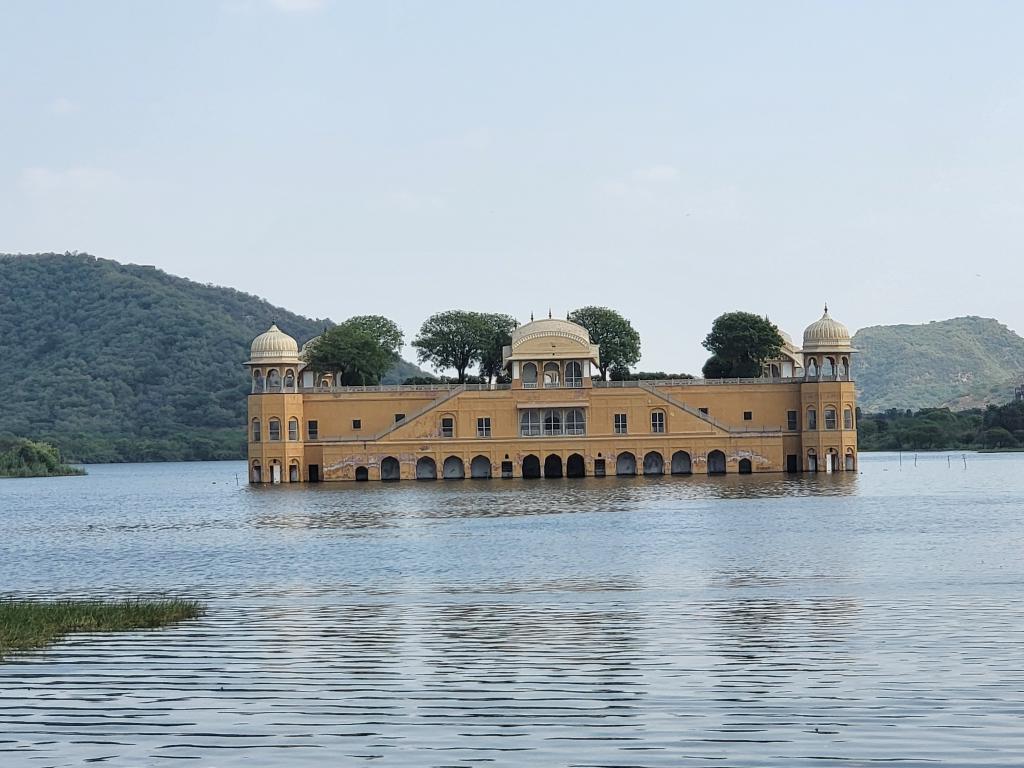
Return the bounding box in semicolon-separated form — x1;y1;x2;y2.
963;454;967;470
915;454;918;467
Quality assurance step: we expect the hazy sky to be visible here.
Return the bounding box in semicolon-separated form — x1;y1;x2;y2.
3;1;1023;372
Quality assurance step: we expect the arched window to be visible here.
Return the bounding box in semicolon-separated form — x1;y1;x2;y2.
651;409;666;433
543;362;560;388
251;418;261;442
267;369;281;391
543;409;562;435
807;407;817;430
807;358;818;377
522;362;538;388
520;410;541;436
288;417;299;441
565;361;583;388
843;407;854;430
565;409;586;435
268;418;281;441
252;371;265;393
822;357;835;377
284;369;295;390
838;357;848;377
824;407;837;430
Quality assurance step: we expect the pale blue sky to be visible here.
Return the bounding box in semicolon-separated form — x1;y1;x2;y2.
3;1;1022;372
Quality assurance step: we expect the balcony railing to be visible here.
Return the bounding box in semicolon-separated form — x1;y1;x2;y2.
301;382;512;394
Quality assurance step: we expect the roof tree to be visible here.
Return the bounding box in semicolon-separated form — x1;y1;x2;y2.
566;306;641;381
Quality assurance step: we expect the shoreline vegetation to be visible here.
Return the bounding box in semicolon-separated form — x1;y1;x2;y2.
0;438;85;478
0;599;204;660
857;400;1024;452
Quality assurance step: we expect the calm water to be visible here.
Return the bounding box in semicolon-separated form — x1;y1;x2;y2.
1;453;1023;767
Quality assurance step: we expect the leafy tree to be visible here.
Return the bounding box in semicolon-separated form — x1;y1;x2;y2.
341;315;404;358
303;323;395;385
567;306;641;381
702;312;784;378
701;355;731;379
476;313;518;382
413;310;488;383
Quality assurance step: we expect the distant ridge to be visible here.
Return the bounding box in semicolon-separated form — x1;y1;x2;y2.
0;253;424;462
853;316;1024;412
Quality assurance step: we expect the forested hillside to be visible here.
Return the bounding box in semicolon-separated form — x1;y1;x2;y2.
0;253;423;462
853;317;1024;411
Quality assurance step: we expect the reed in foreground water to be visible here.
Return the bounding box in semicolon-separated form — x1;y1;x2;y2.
0;599;204;659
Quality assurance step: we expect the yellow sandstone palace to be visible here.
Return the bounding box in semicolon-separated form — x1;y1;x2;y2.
246;308;856;483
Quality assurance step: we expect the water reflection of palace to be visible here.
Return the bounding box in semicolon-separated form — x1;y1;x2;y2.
246;308;857;483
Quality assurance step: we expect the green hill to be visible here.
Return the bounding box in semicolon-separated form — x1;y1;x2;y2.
0;253;424;462
853;317;1024;412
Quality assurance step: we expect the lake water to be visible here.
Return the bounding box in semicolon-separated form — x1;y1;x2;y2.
1;453;1023;767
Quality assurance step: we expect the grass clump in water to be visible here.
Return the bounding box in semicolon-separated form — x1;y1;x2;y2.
0;599;204;660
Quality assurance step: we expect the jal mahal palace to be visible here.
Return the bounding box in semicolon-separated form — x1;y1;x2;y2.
245;308;857;483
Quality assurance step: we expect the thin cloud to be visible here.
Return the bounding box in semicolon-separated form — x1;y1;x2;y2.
49;97;76;116
20;166;119;196
268;0;326;11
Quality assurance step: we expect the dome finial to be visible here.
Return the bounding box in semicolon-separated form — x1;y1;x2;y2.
530;312;534;322
548;308;552;319
824;303;829;315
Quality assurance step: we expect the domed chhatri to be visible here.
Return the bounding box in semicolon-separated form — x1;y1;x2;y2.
802;304;852;352
249;323;300;362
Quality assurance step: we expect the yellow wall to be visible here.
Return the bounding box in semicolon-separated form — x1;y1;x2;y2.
246;378;858;482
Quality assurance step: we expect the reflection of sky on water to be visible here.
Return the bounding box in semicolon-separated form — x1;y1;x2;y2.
0;453;1023;765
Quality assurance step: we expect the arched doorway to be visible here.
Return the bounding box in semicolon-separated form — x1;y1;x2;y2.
544;454;563;478
707;450;726;475
845;449;856;472
416;457;437;480
616;452;636;476
443;456;465;479
355;466;369;482
522;454;541;479
827;449;840;473
738;458;752;474
289;461;299;481
671;451;692;475
643;451;664;475
470;455;492;479
381;456;401;481
807;450;818;472
566;453;585;478
251;462;262;484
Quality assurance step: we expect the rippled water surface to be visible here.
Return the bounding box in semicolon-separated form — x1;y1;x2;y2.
2;452;1024;767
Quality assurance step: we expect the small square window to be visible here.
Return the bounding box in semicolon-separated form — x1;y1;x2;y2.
614;413;628;434
743;411;752;421
352;419;361;430
395;413;405;423
477;417;491;438
441;417;454;438
699;407;709;416
307;420;318;440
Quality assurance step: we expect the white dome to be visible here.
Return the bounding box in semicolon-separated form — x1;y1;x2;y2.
249;323;299;362
802;306;852;351
511;318;591;349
